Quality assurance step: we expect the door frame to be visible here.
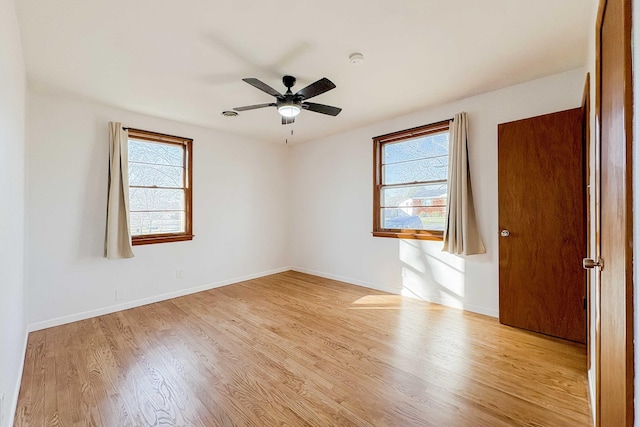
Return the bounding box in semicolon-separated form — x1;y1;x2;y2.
582;73;591;366
593;0;634;424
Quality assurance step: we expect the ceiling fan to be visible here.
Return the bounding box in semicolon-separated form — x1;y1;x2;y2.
234;75;342;125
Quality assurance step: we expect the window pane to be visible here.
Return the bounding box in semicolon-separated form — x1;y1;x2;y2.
381;207;446;231
129;188;185;211
131;211;185;235
383;132;449;164
129;163;183;188
381;183;447;207
382;156;448;185
129;139;183;166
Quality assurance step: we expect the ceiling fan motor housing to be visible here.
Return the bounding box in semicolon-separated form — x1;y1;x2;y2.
278;76;302;114
282;75;296;89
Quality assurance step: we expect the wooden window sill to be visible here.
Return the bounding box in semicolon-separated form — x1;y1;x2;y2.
372;231;443;241
132;234;194;246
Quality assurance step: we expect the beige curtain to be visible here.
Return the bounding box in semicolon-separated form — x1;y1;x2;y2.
105;122;134;259
442;112;485;255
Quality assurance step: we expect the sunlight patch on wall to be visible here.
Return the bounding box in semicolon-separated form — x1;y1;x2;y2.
399;240;466;309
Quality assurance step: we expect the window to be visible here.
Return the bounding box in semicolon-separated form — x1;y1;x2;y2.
127;128;193;245
373;120;450;240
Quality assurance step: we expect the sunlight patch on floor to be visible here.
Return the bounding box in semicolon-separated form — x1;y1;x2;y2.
349;294;438;310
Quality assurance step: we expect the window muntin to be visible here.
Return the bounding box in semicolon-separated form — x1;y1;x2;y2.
373;121;449;240
127;128;193;245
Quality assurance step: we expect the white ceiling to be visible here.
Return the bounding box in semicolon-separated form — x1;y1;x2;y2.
15;0;594;144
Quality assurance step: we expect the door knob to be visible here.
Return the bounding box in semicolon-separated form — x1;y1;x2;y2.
500;229;510;237
583;257;604;270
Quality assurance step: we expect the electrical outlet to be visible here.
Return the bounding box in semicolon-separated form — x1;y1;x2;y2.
115;290;125;301
175;263;185;279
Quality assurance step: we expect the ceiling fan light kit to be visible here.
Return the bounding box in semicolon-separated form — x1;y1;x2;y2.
234;75;342;125
278;104;301;118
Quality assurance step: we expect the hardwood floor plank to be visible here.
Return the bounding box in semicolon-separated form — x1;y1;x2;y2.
14;330;46;426
15;271;592;426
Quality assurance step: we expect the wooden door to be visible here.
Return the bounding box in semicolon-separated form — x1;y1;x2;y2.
498;108;586;343
594;0;634;424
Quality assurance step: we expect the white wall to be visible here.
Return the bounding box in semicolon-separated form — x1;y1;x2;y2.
26;91;290;328
0;0;27;425
290;69;585;317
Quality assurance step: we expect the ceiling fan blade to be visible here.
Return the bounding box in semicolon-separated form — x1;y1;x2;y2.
242;78;283;97
303;102;342;116
295;78;336;100
233;103;276;112
282;115;295;125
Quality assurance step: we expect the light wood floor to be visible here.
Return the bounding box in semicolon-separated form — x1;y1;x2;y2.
15;271;592;426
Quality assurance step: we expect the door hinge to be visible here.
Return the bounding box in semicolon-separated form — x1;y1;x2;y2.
583;257;604;270
583;297;587;310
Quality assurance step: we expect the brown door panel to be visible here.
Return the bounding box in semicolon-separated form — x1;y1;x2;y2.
498;108;586;343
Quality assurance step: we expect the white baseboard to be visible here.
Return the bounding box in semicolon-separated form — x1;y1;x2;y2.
292;266;400;294
27;266;291;332
8;329;28;427
291;266;498;318
428;294;499;318
588;368;596;424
